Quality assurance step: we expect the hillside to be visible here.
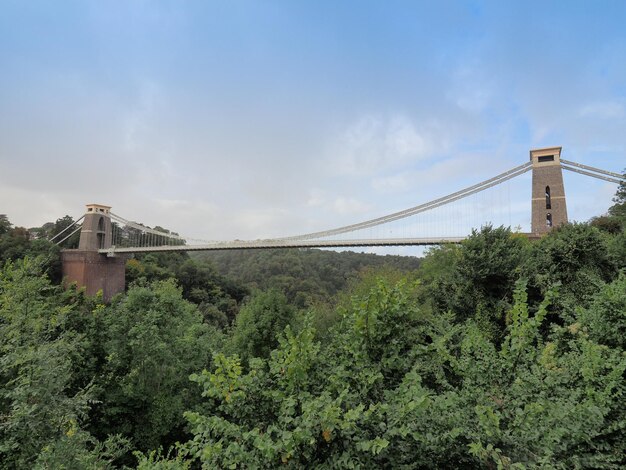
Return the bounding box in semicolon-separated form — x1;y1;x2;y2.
194;248;421;307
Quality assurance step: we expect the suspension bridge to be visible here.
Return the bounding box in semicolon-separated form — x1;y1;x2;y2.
53;147;623;300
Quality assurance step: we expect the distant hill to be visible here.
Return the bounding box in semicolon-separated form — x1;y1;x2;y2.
194;248;421;308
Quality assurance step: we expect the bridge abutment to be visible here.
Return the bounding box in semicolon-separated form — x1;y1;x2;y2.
61;251;126;301
61;204;127;302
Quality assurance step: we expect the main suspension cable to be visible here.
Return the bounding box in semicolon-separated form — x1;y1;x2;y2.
48;215;85;242
561;159;623;179
282;162;532;241
55;225;83;246
561;165;623;184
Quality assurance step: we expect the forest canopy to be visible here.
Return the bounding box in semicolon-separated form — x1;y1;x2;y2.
0;176;625;468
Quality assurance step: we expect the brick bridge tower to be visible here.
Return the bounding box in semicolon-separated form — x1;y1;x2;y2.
61;204;127;302
530;146;568;235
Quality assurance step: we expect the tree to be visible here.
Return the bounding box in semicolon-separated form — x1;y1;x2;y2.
589;215;623;234
608;168;626;219
522;223;618;321
52;215;81;248
229;289;297;361
199;248;421;309
423;225;529;341
607;230;626;270
125;256;247;328
0;221;30;265
578;274;626;350
156;279;626;468
0;257;127;467
0;215;11;235
91;280;222;455
0;215;61;279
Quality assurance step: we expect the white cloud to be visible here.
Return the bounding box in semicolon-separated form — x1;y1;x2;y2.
385;116;429;157
228;207;295;239
371;173;409;193
328;115;435;176
579;101;625;119
332;197;371;215
368;155;518;221
306;188;327;207
446;62;495;113
0;184;76;229
153;198;219;216
2;1;624;253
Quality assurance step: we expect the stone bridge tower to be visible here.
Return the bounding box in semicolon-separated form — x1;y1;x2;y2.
61;204;127;302
530;146;568;235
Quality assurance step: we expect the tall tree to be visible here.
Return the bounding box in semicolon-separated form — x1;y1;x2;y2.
0;215;11;235
522;223;618;322
0;257;127;468
608;168;626;219
52;215;81;248
91;280;222;454
423;225;529;341
229;289;296;362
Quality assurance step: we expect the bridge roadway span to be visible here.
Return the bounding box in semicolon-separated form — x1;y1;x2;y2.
100;237;467;255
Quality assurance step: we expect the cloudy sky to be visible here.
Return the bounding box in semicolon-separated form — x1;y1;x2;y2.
1;1;624;249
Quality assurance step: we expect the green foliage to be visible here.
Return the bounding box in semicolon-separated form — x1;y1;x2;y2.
28;215;81;249
578;274;626;350
229;289;297;361
174;259;246;324
126;255;247;328
522;223;618;322
417;243;460;286
526;223;616;286
0;223;30;264
134;447;191;469
590;215;623;235
92;279;223;452
337;278;431;390
0;258;126;468
0;258;83;467
35;432;129;469
198;248;421;309
0;215;11;236
51;215;81;249
422;225;529;341
608;169;626;219
126;255;172;285
0;215;61;281
162;278;626;469
606;230;626;270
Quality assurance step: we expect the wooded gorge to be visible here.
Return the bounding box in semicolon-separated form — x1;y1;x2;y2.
1;180;625;469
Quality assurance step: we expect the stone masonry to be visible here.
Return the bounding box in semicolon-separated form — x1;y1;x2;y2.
530;146;568;235
61;204;127;302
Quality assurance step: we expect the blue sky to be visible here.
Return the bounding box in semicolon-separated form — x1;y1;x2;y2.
1;1;624;249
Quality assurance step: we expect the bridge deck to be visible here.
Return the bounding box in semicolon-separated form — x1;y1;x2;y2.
100;237;467;255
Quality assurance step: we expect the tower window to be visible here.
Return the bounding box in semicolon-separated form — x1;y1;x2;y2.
97;217;105;232
538;155;555;163
546;213;553;227
545;186;552;209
